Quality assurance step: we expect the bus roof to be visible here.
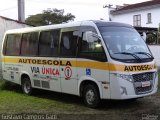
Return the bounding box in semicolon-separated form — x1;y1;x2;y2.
93;20;133;28
5;20;133;34
5;21;82;34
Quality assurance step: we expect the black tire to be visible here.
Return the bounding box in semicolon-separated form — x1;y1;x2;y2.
21;77;32;95
83;84;100;108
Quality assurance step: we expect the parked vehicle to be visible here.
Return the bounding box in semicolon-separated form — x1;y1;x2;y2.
1;20;158;107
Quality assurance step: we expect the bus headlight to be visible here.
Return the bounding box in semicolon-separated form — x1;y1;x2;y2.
113;73;133;82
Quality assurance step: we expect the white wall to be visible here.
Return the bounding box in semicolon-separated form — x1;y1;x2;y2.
149;45;160;67
111;7;160;28
0;17;30;49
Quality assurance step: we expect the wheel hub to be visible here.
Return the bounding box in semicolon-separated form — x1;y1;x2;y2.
86;90;95;104
24;82;31;94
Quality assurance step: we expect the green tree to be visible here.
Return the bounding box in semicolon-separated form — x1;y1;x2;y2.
146;32;157;44
26;8;75;26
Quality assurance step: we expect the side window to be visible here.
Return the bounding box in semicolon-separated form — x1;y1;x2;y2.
39;30;60;57
78;29;107;61
5;34;21;56
60;31;78;57
21;32;39;56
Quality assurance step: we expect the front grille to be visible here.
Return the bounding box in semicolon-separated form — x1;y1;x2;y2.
132;72;154;82
136;86;152;94
132;72;155;95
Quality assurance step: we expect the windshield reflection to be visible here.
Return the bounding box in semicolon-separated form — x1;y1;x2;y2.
99;26;153;62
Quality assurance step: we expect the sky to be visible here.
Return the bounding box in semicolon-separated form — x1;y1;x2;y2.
0;0;151;22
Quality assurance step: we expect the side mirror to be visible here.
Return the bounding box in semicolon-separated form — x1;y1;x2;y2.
141;32;146;42
83;31;101;42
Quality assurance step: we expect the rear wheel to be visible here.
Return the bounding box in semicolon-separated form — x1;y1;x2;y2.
83;84;100;108
22;77;32;95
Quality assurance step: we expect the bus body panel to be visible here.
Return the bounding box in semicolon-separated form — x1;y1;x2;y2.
3;56;62;92
59;58;78;95
109;60;157;99
76;59;110;99
3;56;21;85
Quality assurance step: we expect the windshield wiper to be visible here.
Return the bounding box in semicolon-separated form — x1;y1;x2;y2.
114;52;142;62
134;52;154;59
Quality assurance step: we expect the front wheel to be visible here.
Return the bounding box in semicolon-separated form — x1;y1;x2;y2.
22;77;32;95
83;84;100;108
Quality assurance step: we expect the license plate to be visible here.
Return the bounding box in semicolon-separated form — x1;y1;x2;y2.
141;81;151;87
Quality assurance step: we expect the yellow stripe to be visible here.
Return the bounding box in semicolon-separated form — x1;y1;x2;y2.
109;63;126;71
4;57;19;63
109;63;156;72
3;58;109;70
2;57;156;72
76;61;109;70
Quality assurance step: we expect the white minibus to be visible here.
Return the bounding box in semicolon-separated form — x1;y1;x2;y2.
1;20;158;107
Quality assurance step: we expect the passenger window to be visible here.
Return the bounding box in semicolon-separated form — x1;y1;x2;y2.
78;31;107;61
60;31;78;57
39;30;60;57
5;34;21;56
21;32;39;56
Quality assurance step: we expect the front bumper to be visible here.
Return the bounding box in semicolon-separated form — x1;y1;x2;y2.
108;72;158;100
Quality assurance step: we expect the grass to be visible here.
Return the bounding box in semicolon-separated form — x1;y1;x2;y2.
0;80;90;114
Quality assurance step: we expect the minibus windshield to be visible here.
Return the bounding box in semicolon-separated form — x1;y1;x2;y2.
99;26;154;63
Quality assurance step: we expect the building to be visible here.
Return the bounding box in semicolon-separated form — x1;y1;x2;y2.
0;16;31;48
109;0;160;67
109;0;160;28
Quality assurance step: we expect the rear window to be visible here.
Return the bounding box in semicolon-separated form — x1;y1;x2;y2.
4;34;21;56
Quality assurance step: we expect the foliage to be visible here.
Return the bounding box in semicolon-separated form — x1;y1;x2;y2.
146;32;157;44
26;8;75;26
157;32;160;44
